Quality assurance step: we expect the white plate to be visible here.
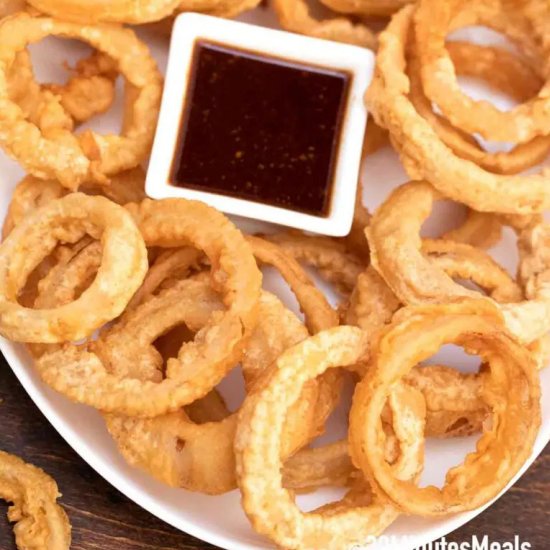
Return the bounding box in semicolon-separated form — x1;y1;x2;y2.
0;10;548;550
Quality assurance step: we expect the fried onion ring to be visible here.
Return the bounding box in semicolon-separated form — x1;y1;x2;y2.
414;0;550;144
366;5;550;214
0;450;71;549
0;13;162;188
319;0;411;17
367;180;550;345
265;232;363;297
2;167;146;239
26;0;183;24
0;193;147;342
272;0;377;49
104;286;331;493
247;235;339;333
408;40;550;175
350;299;541;516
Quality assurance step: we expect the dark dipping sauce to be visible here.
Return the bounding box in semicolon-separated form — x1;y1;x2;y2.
170;40;351;216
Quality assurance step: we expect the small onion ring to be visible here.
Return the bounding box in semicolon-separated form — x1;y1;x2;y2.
350;299;541;516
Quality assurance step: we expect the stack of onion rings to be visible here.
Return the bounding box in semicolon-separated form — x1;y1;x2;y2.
0;2;546;547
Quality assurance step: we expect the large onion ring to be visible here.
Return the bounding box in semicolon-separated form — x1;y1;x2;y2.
0;193;147;343
414;0;550;143
350;299;541;515
0;13;162;188
408;41;550;175
366;5;550;214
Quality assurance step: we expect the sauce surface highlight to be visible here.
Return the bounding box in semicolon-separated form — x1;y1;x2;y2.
171;40;351;216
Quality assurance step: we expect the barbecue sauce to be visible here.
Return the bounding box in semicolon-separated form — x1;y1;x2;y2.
170;40;351;216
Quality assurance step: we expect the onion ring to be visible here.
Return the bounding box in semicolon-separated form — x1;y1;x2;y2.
271;0;377;49
0;450;71;549
247;235;339;333
125;246;205;310
319;0;411;17
265;232;363;297
26;0;183;24
348;230;522;332
350;299;541;516
103;286;330;493
0;13;162;188
0;193;147;343
345;267;493;439
2;167;146;239
408;40;550;175
366;5;550;214
440;208;501;250
414;0;550;143
28;0;262;23
27;228;340;492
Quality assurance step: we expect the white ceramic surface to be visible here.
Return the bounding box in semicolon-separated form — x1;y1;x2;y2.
0;10;548;550
146;13;373;236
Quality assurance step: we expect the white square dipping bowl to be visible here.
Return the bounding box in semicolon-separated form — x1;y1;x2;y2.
146;12;374;236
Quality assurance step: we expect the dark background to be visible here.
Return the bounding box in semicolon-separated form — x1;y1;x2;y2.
1;357;548;549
